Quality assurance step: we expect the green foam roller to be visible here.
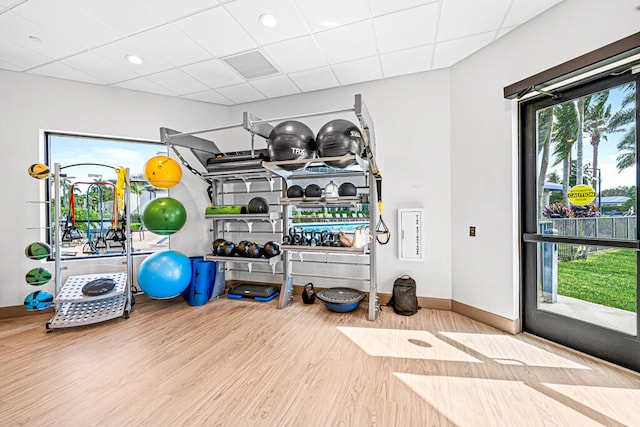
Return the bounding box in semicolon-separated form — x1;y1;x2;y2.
206;205;248;215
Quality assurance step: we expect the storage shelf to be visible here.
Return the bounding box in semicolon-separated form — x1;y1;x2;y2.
262;155;368;179
281;195;368;208
281;244;369;254
48;294;127;329
204;253;281;265
292;218;370;224
54;273;126;303
205;212;281;221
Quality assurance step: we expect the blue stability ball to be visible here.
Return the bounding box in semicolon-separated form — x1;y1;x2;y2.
137;250;192;299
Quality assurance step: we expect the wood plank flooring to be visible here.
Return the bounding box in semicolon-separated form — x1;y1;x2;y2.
0;297;639;426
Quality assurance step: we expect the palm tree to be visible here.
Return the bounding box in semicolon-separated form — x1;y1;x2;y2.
129;182;144;220
584;90;612;190
551;101;579;204
537;106;554;216
613;83;637;172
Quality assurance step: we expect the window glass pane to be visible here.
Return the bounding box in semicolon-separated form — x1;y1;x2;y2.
48;134;168;259
536;82;637;239
537;242;637;336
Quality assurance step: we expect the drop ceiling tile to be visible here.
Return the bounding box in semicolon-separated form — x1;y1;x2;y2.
314;20;377;64
432;31;494;69
503;0;562;27
183;89;234;105
292;0;369;32
147;68;209;95
380;45;432;77
331;56;382;86
215;83;266;103
62;51;137;83
0;59;21;71
0;11;83;59
142;0;219;21
12;0;121;49
28;62;106;84
369;0;436;16
91;38;173;75
250;74;300;98
225;0;308;45
438;0;510;42
181;58;244;88
263;36;326;73
0;37;51;69
289;66;339;92
73;0;167;37
113;77;176;96
174;6;257;57
128;24;211;67
373;3;438;53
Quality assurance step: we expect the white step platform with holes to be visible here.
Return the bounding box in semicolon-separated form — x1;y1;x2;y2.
49;272;127;329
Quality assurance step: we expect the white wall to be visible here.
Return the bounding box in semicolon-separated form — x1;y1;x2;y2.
229;70;453;298
449;0;640;319
0;70;229;307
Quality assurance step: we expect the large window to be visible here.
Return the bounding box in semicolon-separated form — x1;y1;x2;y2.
46;132;168;259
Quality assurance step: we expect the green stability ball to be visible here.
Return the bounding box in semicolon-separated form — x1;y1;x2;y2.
142;197;187;236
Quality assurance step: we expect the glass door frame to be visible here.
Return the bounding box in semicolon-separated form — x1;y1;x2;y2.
520;71;640;372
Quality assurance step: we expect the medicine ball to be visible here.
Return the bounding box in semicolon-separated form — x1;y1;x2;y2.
316;119;363;168
305;183;322;198
212;238;226;253
248;197;269;213
216;240;235;257
287;185;304;198
247;242;264;258
235;240;251;257
267;120;316;171
338;182;357;197
263;241;281;258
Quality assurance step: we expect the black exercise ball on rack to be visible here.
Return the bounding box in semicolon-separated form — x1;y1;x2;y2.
247;242;264;258
304;183;322;198
338;182;357;197
235;240;251;257
316;119;364;168
267;120;316;171
287;185;304;198
212;238;226;253
248;196;269;213
216;240;235;257
263;241;281;258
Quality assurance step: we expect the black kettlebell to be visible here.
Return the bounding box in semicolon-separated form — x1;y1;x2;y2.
302;283;316;304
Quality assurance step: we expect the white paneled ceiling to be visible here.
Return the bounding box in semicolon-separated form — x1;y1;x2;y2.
0;0;563;105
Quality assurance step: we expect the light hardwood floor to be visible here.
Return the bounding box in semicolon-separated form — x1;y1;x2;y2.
1;297;639;426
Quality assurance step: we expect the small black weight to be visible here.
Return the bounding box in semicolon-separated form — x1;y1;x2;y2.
302;282;316;304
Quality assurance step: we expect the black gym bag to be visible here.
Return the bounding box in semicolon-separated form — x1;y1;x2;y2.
384;275;420;316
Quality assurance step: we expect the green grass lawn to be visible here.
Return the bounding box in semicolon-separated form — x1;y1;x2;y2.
558;249;637;312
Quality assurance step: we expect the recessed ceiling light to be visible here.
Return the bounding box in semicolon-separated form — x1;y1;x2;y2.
259;13;277;28
125;54;143;65
28;35;42;43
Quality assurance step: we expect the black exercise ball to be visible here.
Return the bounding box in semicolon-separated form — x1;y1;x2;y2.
338;182;357;197
287;185;304;198
248;197;269;213
216;241;235;257
235;240;251;257
267;120;316;171
247;242;264;258
263;241;281;258
305;183;322;198
316;119;363;168
212;238;226;253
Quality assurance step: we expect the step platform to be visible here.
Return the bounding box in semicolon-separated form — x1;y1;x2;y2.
227;283;279;302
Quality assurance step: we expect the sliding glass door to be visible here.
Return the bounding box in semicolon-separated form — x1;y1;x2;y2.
521;71;639;372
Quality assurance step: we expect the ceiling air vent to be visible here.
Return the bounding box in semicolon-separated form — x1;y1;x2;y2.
222;50;279;80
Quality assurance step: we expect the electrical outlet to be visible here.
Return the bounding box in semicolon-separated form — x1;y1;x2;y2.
469;226;476;237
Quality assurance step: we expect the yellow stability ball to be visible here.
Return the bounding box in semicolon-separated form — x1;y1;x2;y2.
144;155;182;189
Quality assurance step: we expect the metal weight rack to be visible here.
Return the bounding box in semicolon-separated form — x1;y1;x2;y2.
46;163;134;331
244;94;380;320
